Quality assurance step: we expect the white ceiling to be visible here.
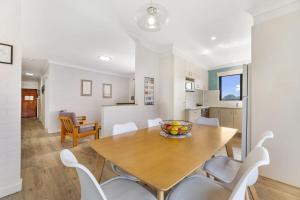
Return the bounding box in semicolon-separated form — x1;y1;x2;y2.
22;0;135;76
110;0;253;68
22;0;274;74
22;59;48;81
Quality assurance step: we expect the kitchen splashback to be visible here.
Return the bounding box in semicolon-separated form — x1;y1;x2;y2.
185;90;203;108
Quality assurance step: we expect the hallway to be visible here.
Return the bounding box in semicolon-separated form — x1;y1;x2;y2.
2;119;300;200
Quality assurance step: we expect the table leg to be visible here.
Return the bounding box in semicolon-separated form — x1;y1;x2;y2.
157;190;164;200
95;155;106;183
225;140;234;158
249;185;259;200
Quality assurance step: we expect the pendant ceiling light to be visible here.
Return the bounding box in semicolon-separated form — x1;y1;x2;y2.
135;0;169;32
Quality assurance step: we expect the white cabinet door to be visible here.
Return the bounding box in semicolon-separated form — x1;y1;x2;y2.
220;109;234;128
209;108;220;119
187;109;202;123
234;109;242;132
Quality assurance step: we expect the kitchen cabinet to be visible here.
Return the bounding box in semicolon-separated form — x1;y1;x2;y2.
209;108;220;119
209;107;242;132
233;109;242;131
186;63;194;79
185;107;209;123
220;109;234;128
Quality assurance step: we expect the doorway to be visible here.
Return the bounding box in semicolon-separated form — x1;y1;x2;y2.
21;89;38;118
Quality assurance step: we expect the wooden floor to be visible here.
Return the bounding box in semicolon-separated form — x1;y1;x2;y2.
2;119;300;200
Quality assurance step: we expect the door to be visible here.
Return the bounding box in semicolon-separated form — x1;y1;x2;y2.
22;89;38;118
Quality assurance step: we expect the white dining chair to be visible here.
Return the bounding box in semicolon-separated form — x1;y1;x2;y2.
196;117;220;127
166;146;270;200
202;130;274;200
60;149;156;200
203;130;274;183
147;118;163;128
111;122;139;181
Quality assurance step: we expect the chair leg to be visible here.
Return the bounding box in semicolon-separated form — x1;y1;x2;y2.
245;189;251;200
73;134;78;147
225;141;234;158
249;186;259;200
94;130;99;139
61;129;65;144
206;172;210;178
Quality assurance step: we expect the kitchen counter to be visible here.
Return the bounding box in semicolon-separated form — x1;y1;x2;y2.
209;106;242;109
185;106;210;110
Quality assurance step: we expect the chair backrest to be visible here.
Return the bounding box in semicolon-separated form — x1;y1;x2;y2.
148;118;163;128
255;130;274;148
60;149;107;200
59;111;78;125
228;147;270;200
59;116;75;133
195;117;220;127
112;122;138;135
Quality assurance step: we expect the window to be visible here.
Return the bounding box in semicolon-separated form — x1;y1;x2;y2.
219;74;242;101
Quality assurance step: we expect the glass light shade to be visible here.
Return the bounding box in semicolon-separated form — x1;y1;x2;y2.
135;3;169;32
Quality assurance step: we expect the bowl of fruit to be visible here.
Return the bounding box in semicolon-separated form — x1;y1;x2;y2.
160;120;192;137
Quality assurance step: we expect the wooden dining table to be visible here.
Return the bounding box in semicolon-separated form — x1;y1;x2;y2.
89;124;238;200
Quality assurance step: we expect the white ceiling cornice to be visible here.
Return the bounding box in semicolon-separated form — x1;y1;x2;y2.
248;0;300;25
48;60;132;79
172;47;208;70
210;60;251;70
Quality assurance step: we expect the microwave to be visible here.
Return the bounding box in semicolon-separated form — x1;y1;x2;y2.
185;80;195;92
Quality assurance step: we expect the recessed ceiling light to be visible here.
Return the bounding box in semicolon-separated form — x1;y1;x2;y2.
98;55;112;62
25;72;34;76
211;36;217;41
201;49;212;55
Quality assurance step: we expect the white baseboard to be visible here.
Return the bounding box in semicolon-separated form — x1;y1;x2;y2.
0;179;22;198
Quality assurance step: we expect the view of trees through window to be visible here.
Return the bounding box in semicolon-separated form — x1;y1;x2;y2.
219;74;242;101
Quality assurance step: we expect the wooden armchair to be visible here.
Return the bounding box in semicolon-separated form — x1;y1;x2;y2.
59;114;100;147
76;115;87;125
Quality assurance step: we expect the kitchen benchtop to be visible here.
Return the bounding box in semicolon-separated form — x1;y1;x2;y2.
210;106;242;109
186;106;242;110
185;106;210;110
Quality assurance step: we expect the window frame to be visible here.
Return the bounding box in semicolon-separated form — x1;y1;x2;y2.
219;74;243;101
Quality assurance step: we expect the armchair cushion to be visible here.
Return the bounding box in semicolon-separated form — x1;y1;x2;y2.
79;124;96;133
59;111;78;125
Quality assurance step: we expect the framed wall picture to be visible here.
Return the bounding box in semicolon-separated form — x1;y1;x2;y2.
0;43;13;64
144;77;154;105
81;80;92;96
103;83;112;98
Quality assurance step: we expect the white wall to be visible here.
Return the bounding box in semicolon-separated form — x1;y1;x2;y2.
134;43;160;107
159;53;174;119
101;43;160;136
0;0;22;197
173;55;188;119
251;10;300;187
21;80;39;89
46;63;131;133
128;76;135;103
159;53;208;119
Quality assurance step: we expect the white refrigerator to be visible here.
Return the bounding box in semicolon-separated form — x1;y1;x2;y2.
241;64;251;160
